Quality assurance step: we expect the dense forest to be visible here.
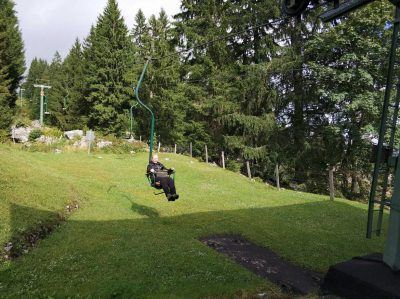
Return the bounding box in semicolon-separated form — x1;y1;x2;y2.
1;0;396;200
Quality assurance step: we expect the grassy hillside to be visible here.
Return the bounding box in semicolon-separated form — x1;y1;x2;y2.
0;144;386;297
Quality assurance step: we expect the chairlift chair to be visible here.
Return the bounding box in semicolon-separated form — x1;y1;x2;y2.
146;169;176;196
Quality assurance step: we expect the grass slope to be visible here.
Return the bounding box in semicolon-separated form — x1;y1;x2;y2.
0;145;386;298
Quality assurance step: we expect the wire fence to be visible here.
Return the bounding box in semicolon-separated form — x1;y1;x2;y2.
148;139;355;201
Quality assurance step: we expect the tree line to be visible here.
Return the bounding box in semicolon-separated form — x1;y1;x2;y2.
5;0;397;199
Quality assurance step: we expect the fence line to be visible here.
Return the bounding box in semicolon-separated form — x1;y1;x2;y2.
156;142;339;196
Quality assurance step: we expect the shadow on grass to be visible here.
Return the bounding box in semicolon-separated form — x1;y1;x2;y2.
0;200;387;298
130;202;159;218
106;186;161;218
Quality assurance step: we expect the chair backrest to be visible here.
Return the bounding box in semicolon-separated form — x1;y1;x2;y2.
155;171;168;178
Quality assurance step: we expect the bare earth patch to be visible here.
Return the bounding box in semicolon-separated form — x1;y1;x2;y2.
201;234;323;296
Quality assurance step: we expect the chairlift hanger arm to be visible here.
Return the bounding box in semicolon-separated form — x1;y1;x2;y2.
134;60;155;162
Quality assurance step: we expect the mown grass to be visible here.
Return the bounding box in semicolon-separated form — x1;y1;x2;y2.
0;144;387;298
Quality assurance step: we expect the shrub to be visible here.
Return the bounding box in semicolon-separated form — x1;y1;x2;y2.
28;129;43;141
101;141;145;154
13;117;31;128
43;127;63;138
0;129;10;143
253;177;264;184
226;160;242;173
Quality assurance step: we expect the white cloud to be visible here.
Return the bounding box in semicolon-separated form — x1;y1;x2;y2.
14;0;181;69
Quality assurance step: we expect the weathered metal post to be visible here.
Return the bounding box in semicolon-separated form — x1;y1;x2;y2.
221;151;225;169
205;145;208;164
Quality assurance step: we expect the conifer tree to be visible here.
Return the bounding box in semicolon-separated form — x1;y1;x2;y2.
63;39;86;129
0;54;12;129
46;52;68;128
0;0;24;129
0;0;25;106
83;0;134;135
23;58;49;120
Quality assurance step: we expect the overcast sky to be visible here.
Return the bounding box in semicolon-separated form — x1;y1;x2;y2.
14;0;181;69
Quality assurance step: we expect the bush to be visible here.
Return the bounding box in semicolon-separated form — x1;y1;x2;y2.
13;117;31;128
22;142;52;153
0;129;10;143
253;177;264;183
43;127;63;138
28;129;43;141
100;141;145;154
226;160;242;173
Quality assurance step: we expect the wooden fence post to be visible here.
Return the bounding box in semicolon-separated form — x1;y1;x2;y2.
190;142;193;157
275;164;280;190
174;144;177;154
205;145;208;164
221;151;225;169
246;161;252;179
329;167;334;201
158;141;161;153
139;135;142;142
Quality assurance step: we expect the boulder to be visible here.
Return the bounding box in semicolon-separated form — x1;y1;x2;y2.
31;120;41;128
37;135;56;145
73;139;88;149
11;127;31;143
97;140;112;149
64;130;83;140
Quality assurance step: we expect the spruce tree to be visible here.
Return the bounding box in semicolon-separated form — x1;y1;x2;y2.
0;0;25;130
47;52;68;128
63;39;86;129
0;0;25;106
0;53;12;129
23;58;49;120
131;9;151;58
175;0;232;156
83;0;134;135
136;10;186;145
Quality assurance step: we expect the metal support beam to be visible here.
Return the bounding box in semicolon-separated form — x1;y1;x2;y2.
33;84;52;126
367;6;400;239
320;0;375;22
384;156;400;271
134;61;154;162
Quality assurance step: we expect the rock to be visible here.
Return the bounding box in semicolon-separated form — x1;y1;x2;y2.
97;140;112;149
37;135;56;145
54;149;62;154
4;242;12;252
64;130;83;140
73;139;88;149
11;126;31;143
31;120;41;128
